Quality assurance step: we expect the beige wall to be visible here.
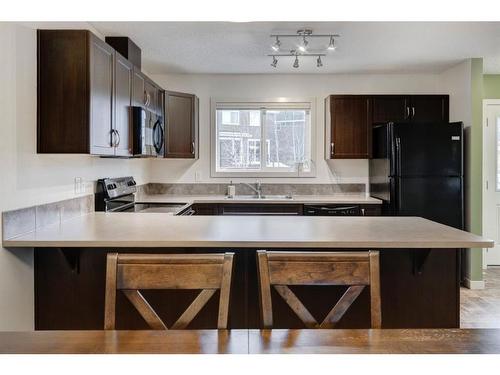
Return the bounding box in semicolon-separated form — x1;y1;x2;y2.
149;73;445;186
0;23;150;330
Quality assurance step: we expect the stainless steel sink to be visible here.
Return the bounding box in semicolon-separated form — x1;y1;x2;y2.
225;195;293;200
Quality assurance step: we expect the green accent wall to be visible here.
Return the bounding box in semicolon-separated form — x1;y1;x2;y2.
468;58;484;281
484;74;500;99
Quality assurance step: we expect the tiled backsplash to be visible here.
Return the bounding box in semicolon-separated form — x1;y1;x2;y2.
2;195;94;240
144;183;365;196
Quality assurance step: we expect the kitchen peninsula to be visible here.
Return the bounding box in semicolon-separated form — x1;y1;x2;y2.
3;214;492;330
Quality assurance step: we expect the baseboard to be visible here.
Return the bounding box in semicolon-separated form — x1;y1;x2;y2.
463;278;485;290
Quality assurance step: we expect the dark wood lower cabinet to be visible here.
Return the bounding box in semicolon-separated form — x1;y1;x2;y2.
34;247;459;330
190;203;381;216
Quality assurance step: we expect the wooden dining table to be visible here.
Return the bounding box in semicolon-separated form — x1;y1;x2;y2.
1;329;500;354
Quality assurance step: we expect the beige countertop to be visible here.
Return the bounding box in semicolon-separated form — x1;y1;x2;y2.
135;194;382;207
2;213;492;249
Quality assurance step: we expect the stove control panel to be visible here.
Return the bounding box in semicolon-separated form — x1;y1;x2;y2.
98;176;137;200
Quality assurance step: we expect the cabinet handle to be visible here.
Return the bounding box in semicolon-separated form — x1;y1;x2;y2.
330;142;335;156
412;107;415;118
110;129;116;147
143;90;148;106
406;107;410;119
191;141;195;155
115;130;120;147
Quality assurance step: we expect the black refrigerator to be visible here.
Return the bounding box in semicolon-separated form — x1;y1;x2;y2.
369;122;464;230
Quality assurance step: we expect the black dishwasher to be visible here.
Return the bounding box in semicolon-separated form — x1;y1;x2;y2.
303;205;362;216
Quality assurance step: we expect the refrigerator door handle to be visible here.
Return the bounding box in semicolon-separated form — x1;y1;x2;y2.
395;136;402;176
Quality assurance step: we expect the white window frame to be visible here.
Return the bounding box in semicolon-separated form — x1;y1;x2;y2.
211;98;317;178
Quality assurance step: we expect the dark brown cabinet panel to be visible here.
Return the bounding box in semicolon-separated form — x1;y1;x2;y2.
372;96;409;124
219;204;303;216
410;95;449;123
132;68;147;108
113;53;133;157
327;95;372;159
372;95;449;125
89;34;115;156
165;91;199;159
37;30;91;153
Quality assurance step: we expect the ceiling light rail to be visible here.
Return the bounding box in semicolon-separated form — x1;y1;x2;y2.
269;29;339;69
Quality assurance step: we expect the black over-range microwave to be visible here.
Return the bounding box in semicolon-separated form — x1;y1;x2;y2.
132;106;164;157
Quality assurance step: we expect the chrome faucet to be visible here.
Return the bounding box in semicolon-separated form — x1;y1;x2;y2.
241;181;263;198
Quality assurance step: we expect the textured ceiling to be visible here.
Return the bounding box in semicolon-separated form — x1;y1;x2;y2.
85;22;500;74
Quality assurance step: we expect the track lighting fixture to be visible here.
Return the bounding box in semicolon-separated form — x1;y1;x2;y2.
267;29;339;69
327;36;336;51
316;56;323;67
271;36;281;52
271;56;278;68
298;36;308;52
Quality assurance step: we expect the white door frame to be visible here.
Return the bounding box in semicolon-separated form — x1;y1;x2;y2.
482;99;500;268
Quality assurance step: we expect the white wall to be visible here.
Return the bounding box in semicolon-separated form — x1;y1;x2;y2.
149;73;444;185
439;60;472;230
0;23;151;330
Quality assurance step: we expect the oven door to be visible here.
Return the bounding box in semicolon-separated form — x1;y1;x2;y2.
132;106;158;157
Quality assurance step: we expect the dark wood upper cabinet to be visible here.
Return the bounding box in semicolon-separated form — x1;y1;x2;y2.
37;30;91;153
372;96;410;124
409;95;449;123
326;94;449;159
88;34;115;156
38;30;133;156
326;95;372;159
132;68;147;108
372;95;449;124
113;52;133;157
37;30;164;157
165;91;199;159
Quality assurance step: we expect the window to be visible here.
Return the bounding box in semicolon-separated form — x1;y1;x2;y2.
212;100;314;177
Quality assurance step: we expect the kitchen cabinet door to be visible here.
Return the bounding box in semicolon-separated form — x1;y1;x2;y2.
165;91;198;158
37;30;89;153
328;95;372;159
132;68;147;108
372;96;410;124
113;52;133;157
409;95;449;123
89;33;115;156
145;79;158;114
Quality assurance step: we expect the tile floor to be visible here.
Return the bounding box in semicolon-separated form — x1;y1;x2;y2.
461;267;500;328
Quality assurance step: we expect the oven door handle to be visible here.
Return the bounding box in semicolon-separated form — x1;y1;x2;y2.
106;201;136;212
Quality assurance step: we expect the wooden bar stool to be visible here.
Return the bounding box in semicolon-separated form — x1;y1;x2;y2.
104;253;234;330
256;251;381;329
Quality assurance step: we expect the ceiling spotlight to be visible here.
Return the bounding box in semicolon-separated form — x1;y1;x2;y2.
271;56;278;68
271;36;281;52
298;36;308;52
316;56;323;67
327;36;337;51
293;56;299;68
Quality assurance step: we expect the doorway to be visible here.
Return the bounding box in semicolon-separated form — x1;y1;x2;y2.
482;100;500;267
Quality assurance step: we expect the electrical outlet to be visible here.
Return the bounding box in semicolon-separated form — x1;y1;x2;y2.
74;177;83;194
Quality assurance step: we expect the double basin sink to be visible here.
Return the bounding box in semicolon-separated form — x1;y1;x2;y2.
225;195;293;200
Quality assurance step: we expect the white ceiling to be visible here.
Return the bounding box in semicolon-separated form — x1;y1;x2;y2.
89;22;500;74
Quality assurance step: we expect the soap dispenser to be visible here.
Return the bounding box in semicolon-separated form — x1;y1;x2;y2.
227;181;236;198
